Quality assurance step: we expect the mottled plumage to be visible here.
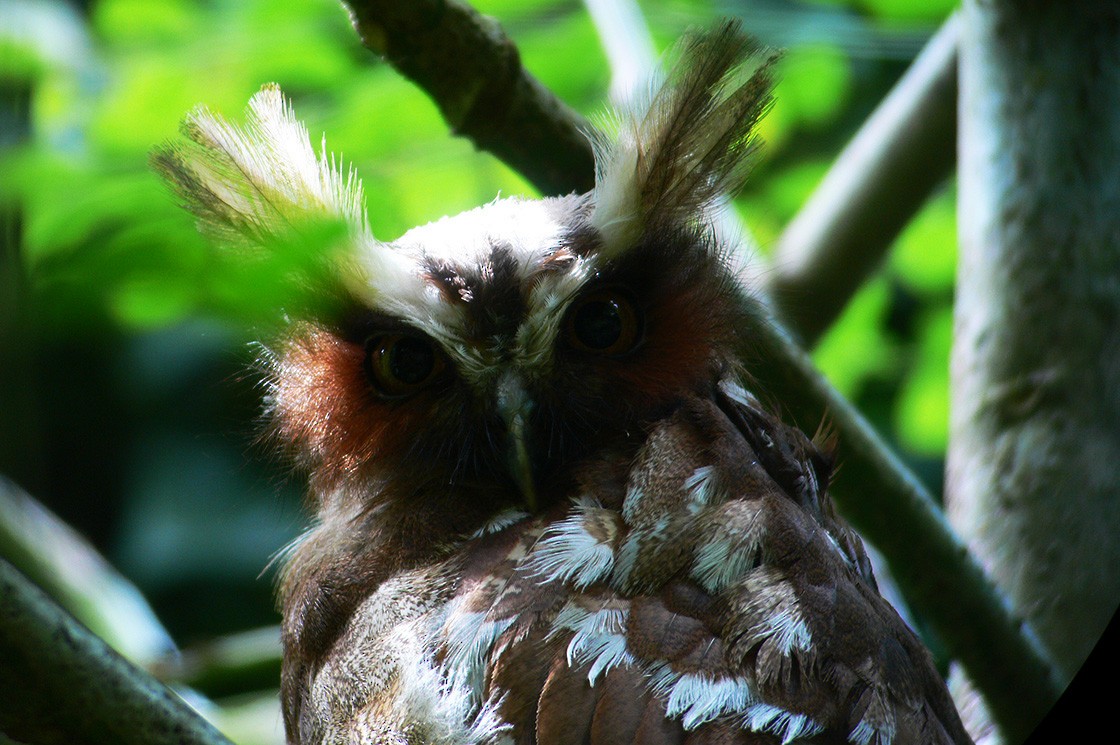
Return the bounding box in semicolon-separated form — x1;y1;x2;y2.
156;21;971;745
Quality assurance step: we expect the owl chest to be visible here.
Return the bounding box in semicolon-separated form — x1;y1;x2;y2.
295;393;890;744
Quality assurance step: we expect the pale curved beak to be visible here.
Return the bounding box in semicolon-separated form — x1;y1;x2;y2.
495;372;538;511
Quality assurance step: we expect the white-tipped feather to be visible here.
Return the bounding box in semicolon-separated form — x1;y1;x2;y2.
383;642;512;745
649;668;758;731
683;465;724;509
441;603;517;705
742;703;824;744
468;508;530;539
522;497;620;588
849;689;898;745
550;602;633;686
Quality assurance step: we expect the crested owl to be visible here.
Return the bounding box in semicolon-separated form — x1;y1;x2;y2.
155;21;972;745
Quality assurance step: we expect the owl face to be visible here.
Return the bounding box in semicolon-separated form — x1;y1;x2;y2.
152;24;774;531
267;191;745;521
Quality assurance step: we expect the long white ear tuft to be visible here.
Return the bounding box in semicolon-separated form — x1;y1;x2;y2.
590;21;778;257
153;84;368;246
154;85;430;317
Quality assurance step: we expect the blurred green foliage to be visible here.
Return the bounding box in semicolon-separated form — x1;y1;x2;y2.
1;0;956;741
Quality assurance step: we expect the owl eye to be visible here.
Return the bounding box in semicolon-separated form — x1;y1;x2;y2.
565;289;642;356
364;334;449;398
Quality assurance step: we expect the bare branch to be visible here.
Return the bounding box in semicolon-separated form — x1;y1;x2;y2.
768;14;959;346
582;0;657;104
0;559;234;745
950;1;1120;739
341;0;596;197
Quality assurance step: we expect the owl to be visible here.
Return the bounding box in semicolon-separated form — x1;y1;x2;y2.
156;22;972;745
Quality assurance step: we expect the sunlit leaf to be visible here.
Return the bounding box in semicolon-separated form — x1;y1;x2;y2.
813;278;897;399
894;307;952;454
860;0;957;23
773;44;851;131
94;0;199;46
0;38;46;81
111;275;196;328
516;11;607;107
890;186;956;296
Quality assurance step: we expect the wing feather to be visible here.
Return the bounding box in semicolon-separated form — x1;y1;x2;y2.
425;384;974;745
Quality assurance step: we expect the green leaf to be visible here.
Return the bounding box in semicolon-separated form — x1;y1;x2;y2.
860;0;957;23
890;186;957;296
894;307;952;455
94;0;199;46
813;278;897;399
773;44;851;131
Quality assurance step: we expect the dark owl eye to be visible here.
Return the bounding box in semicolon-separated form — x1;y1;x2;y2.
565;290;642;356
364;334;449;397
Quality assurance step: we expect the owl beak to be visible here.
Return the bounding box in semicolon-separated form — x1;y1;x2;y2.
496;373;538;512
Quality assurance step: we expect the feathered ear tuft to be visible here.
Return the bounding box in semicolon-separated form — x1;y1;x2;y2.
153;85;429;321
152;84;368;246
590;21;778;255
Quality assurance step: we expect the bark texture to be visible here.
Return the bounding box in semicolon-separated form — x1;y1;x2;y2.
0;560;233;745
952;0;1120;695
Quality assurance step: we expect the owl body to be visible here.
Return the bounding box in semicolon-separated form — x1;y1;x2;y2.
155;23;972;745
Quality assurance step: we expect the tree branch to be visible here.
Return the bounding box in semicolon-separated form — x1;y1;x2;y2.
582;0;657;105
340;0;596;197
0;477;176;667
341;1;1063;737
949;2;1120;739
0;559;234;745
736;308;1062;741
767;13;959;346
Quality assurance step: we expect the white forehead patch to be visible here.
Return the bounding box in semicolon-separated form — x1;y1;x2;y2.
351;196;599;383
345;197;573;374
394;196;566;273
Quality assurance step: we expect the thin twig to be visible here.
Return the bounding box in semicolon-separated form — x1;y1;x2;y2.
768;13;960;345
341;1;1063;736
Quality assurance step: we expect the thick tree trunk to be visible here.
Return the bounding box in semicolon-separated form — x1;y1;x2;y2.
951;0;1120;708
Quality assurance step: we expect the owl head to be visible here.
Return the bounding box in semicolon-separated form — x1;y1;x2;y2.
154;22;776;533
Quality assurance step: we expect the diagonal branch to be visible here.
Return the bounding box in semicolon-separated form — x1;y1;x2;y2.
0;477;177;667
341;0;1063;738
768;13;960;346
340;0;596;197
0;559;234;745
